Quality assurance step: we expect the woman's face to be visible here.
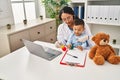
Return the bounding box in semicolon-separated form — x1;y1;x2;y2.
61;13;74;26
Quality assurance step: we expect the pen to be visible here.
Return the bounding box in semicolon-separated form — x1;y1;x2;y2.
66;62;79;66
67;53;78;58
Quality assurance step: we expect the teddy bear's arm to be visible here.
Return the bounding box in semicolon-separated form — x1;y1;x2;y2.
109;45;116;55
89;46;97;59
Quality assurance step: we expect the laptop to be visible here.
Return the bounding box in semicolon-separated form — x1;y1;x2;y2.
22;39;62;61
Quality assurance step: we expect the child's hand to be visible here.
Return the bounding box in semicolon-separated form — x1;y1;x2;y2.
77;35;89;42
77;46;83;51
67;44;72;49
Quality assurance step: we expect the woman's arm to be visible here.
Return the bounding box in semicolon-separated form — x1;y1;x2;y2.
57;23;72;45
57;24;67;45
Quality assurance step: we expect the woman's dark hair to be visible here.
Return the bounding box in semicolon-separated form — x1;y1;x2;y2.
59;6;74;20
74;19;85;27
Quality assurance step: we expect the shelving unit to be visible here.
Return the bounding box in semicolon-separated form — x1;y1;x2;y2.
86;0;120;26
71;0;120;26
70;0;120;55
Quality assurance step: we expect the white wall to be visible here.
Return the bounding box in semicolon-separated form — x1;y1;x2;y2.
0;0;14;27
38;0;46;18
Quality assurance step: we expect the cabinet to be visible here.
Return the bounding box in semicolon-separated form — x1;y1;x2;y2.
8;30;30;52
0;18;56;57
45;21;56;35
44;20;57;43
29;24;45;41
45;32;56;43
71;0;120;55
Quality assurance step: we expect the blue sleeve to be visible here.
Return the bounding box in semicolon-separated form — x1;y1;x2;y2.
81;41;88;49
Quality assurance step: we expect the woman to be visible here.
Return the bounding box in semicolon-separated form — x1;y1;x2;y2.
55;6;94;48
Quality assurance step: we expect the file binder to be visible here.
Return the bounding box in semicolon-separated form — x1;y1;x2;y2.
119;6;120;24
99;6;109;23
60;49;87;67
91;5;100;23
74;6;79;17
87;5;92;22
114;6;120;24
79;6;84;19
108;5;120;24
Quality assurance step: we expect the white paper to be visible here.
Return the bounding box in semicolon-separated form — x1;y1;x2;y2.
62;49;87;65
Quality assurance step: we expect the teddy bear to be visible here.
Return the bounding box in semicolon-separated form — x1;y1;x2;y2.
89;32;120;65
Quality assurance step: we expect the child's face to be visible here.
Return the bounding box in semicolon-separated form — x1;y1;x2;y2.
73;25;84;36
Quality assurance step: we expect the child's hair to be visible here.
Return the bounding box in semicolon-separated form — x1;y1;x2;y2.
74;19;85;27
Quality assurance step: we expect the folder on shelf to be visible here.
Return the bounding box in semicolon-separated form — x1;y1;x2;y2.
74;6;79;17
113;6;120;24
99;6;109;23
108;5;120;24
79;6;84;19
119;6;120;24
91;5;100;23
60;49;87;67
108;6;114;24
87;5;92;22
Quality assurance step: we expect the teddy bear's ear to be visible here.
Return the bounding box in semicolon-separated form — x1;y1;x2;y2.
92;36;96;41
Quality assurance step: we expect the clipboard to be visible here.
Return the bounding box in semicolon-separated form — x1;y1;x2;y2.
60;48;87;67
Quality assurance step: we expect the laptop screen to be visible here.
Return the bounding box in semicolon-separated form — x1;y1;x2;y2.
22;39;62;61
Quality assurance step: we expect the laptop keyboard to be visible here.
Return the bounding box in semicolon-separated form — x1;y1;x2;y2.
46;52;56;57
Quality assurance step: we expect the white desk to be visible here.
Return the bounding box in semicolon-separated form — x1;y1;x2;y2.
0;41;120;80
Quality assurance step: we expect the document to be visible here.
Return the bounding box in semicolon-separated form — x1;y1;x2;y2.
60;48;87;67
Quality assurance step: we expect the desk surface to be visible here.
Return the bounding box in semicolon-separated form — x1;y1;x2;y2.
0;41;120;80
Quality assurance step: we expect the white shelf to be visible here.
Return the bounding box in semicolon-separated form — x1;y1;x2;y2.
86;21;120;26
88;0;105;1
110;43;120;49
71;0;86;3
109;43;120;55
